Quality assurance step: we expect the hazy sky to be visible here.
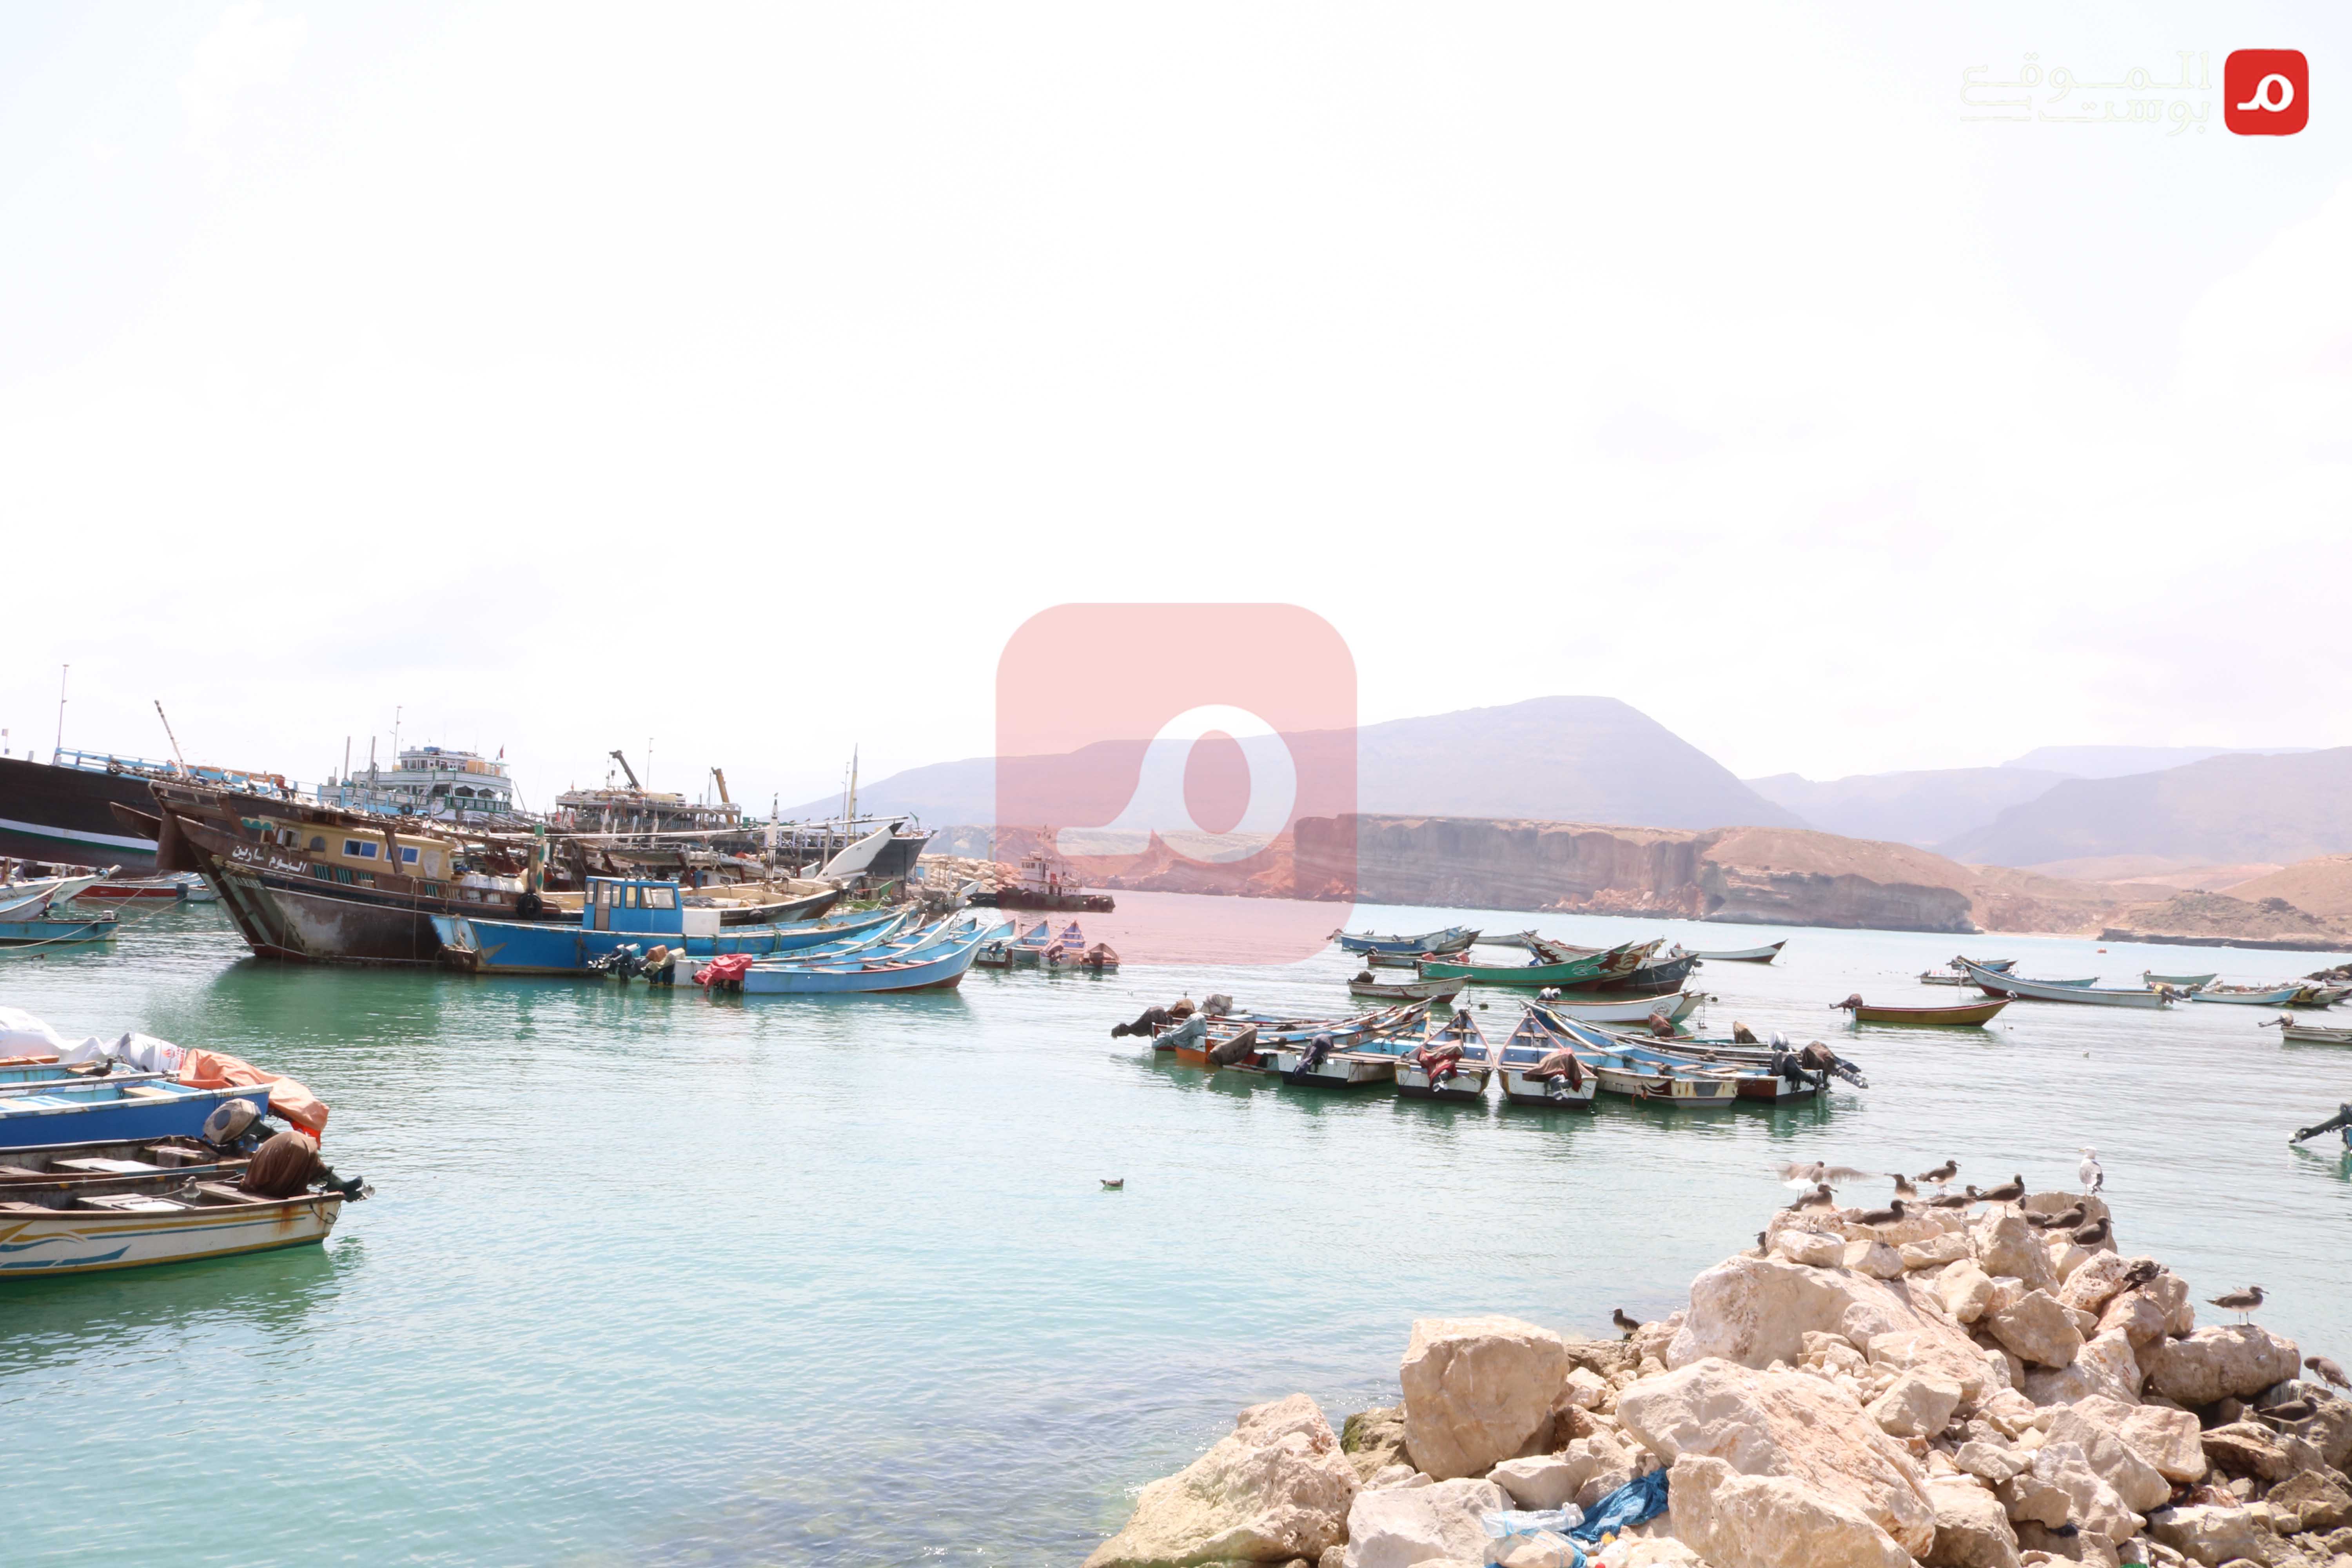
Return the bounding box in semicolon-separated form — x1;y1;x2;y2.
4;3;2347;812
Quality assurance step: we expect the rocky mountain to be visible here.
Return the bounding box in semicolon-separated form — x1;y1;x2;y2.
2001;744;2308;779
1941;748;2352;868
1743;767;2066;847
784;696;1799;834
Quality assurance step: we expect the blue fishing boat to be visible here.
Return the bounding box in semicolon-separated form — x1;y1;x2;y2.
428;879;907;976
1336;924;1479;956
1494;1011;1597;1110
1394;1010;1493;1102
0;1077;272;1150
0;912;119;947
737;915;1005;995
1005;919;1053;963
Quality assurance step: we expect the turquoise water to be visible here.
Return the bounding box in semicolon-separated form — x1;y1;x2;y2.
5;894;2351;1565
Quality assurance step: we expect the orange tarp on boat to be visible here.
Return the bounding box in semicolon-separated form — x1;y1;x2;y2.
177;1048;329;1140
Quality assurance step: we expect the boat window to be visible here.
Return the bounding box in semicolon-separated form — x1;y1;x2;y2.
594;883;616;907
400;847;419;863
310;837;326;851
342;840;380;859
641;886;676;910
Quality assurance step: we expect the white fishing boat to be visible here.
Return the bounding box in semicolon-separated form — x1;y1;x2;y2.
0;867;113;922
1684;939;1786;963
1960;958;2171;1009
1537;990;1706;1026
0;1182;349;1275
2141;971;2217;992
1494;1011;1597;1110
1394;1013;1492;1103
2189;983;2304;1007
2269;1014;2352;1045
1258;1036;1407;1090
1346;972;1467;1002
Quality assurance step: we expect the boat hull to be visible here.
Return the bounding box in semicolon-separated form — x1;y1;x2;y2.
1394;1065;1491;1101
1689;941;1786;962
0;1083;271;1150
1498;1070;1597;1109
1845;999;2009;1025
0;916;118;947
2190;988;2303;1007
0;1191;340;1277
1339;926;1477;955
1963;962;2169;1008
1347;977;1467;1002
1541;991;1703;1025
0;756;165;871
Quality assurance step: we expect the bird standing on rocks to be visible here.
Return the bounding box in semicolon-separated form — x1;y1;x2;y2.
1784;1183;1836;1212
2079;1147;2105;1194
2028;1203;2086;1232
2119;1259;2162;1291
1970;1176;2026;1205
2208;1285;2266;1323
1858;1198;1909;1226
2306;1356;2350;1391
1916;1160;1958;1188
2071;1216;2111;1247
2259;1396;2318;1425
1928;1192;1975;1209
1612;1308;1644;1338
1891;1173;1918;1200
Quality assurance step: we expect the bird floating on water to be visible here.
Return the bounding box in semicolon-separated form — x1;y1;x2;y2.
1612;1308;1643;1338
1915;1160;1958;1187
2208;1285;2266;1323
1101;1179;1124;1190
2079;1147;2105;1194
2071;1216;2111;1247
2307;1356;2350;1391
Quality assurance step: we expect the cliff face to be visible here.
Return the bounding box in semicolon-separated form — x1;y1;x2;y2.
964;819;2352;940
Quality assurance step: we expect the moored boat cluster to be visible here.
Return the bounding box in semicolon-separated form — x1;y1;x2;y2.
1085;1189;2352;1568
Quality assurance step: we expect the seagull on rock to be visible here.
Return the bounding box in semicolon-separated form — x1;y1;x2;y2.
1857;1198;1909;1226
1891;1173;1919;1200
1927;1191;1976;1209
2071;1216;2111;1247
2028;1203;2086;1232
1612;1308;1644;1338
1915;1160;1959;1188
1969;1176;2026;1205
2307;1356;2350;1391
2208;1285;2266;1323
1784;1183;1837;1212
2079;1147;2105;1194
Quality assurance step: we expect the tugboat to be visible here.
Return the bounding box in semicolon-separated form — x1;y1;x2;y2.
972;845;1114;913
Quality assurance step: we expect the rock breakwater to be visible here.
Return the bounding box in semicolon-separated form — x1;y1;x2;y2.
1086;1194;2352;1568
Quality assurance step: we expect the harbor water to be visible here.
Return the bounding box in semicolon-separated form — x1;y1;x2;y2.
6;893;2350;1565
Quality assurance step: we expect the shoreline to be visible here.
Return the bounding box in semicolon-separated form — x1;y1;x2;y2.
1085;1192;2352;1568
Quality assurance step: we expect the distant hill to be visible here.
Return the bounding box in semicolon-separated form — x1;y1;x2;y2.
1944;748;2352;867
784;696;1799;833
1744;767;2065;846
2001;744;2308;779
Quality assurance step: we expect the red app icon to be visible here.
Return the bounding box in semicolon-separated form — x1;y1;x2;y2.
996;604;1356;965
2225;49;2308;135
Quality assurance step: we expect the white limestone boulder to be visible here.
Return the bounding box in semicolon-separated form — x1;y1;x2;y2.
1342;1476;1505;1568
2045;1403;2172;1513
2143;1502;2263;1567
2021;1329;2141;1407
1399;1317;1572;1481
1085;1394;1359;1568
1487;1454;1581;1510
1922;1473;2023;1568
1987;1290;2085;1369
1615;1357;1935;1555
1668;1453;1912;1568
1939;1263;1998;1325
1971;1213;2060;1296
2112;1401;2207;1484
2140;1325;2301;1408
1867;1372;1963;1440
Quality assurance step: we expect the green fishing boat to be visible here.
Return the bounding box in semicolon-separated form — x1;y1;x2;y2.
1419;939;1654;987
